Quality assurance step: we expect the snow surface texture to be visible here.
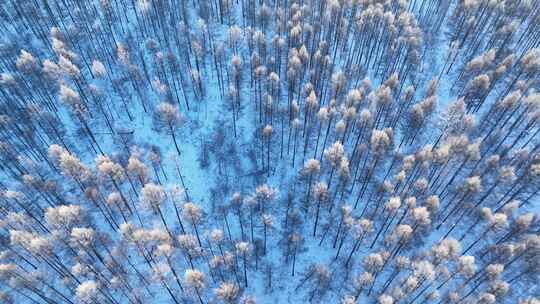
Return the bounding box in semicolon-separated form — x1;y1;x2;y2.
0;0;539;304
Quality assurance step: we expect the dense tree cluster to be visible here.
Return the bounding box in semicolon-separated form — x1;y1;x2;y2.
0;0;538;303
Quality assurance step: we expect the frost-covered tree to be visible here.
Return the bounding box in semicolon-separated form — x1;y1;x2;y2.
185;269;206;304
153;102;184;156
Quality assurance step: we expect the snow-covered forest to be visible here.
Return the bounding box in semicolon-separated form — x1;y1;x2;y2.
0;0;539;303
